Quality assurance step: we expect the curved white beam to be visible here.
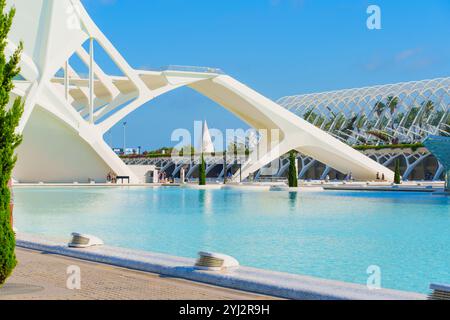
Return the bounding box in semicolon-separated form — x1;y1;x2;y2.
9;0;395;183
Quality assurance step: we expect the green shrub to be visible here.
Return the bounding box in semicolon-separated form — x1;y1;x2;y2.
0;0;24;286
199;153;206;186
394;159;402;185
354;143;424;151
288;151;298;188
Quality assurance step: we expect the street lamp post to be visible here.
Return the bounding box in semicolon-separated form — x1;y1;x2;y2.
239;162;242;183
123;122;127;155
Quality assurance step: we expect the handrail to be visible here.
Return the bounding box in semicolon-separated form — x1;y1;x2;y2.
142;65;225;75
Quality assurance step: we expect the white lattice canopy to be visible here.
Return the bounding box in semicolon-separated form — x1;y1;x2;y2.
278;78;450;145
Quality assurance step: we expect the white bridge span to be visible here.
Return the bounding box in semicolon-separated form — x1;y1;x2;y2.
8;0;393;183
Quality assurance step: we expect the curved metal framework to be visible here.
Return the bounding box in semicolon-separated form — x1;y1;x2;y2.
278;78;450;145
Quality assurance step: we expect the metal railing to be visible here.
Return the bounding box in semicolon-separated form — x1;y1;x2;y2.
142;65;225;75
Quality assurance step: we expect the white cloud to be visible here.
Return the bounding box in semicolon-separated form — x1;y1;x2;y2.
395;48;422;62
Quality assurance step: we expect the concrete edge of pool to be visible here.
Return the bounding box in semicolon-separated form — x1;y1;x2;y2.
15;233;426;301
13;182;446;194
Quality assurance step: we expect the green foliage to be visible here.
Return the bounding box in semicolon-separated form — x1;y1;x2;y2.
288;151;298;188
199;153;206;186
142;153;171;159
177;145;195;157
0;0;24;286
387;96;399;115
303;109;325;127
394;159;402;185
333;114;346;133
227;142;248;157
374;100;386;117
353;143;424;151
404;107;420;128
366;130;391;143
344;115;358;133
419;100;435;127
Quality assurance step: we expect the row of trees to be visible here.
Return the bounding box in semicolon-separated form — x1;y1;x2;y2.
198;150;299;187
130;142;252;159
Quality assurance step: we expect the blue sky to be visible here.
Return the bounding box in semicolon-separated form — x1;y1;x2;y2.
82;0;450;151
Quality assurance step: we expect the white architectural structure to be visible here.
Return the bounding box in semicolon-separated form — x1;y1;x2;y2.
278;78;450;145
8;0;393;183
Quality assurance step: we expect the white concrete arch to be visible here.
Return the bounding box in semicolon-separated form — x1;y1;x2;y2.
10;0;394;183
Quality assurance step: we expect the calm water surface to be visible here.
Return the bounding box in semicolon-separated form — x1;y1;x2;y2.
14;187;450;294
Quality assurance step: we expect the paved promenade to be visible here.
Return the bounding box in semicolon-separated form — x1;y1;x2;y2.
0;248;275;300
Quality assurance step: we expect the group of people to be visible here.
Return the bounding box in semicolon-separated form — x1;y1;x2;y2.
376;172;386;181
159;172;175;184
323;173;354;182
106;171;118;184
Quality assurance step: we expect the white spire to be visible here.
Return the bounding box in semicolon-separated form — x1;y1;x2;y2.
201;121;215;154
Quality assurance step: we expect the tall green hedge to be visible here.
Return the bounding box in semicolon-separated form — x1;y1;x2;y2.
288;151;298;188
199;153;206;186
394;159;402;185
0;0;24;286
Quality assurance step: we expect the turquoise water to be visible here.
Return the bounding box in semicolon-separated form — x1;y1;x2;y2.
14;187;450;294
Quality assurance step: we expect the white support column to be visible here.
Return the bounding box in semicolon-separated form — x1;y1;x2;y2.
89;37;95;124
446;168;450;192
180;167;186;184
64;60;69;101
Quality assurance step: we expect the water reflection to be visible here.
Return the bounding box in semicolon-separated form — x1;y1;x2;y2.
198;190;213;215
289;191;298;211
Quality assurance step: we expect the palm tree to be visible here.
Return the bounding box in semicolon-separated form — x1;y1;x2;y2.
387;96;399;116
374;100;386;118
405;106;420;129
344;115;358;133
372;100;388;133
386;96;399;142
420;100;435;128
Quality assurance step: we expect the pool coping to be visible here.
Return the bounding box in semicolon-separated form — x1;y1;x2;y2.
13;183;445;194
16;233;426;300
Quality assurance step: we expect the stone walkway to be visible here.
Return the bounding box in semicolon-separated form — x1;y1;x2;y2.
0;248;276;300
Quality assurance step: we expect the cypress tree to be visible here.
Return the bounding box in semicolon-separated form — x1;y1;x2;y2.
288;151;298;188
223;151;227;185
0;0;24;286
394;159;401;185
199;153;206;185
